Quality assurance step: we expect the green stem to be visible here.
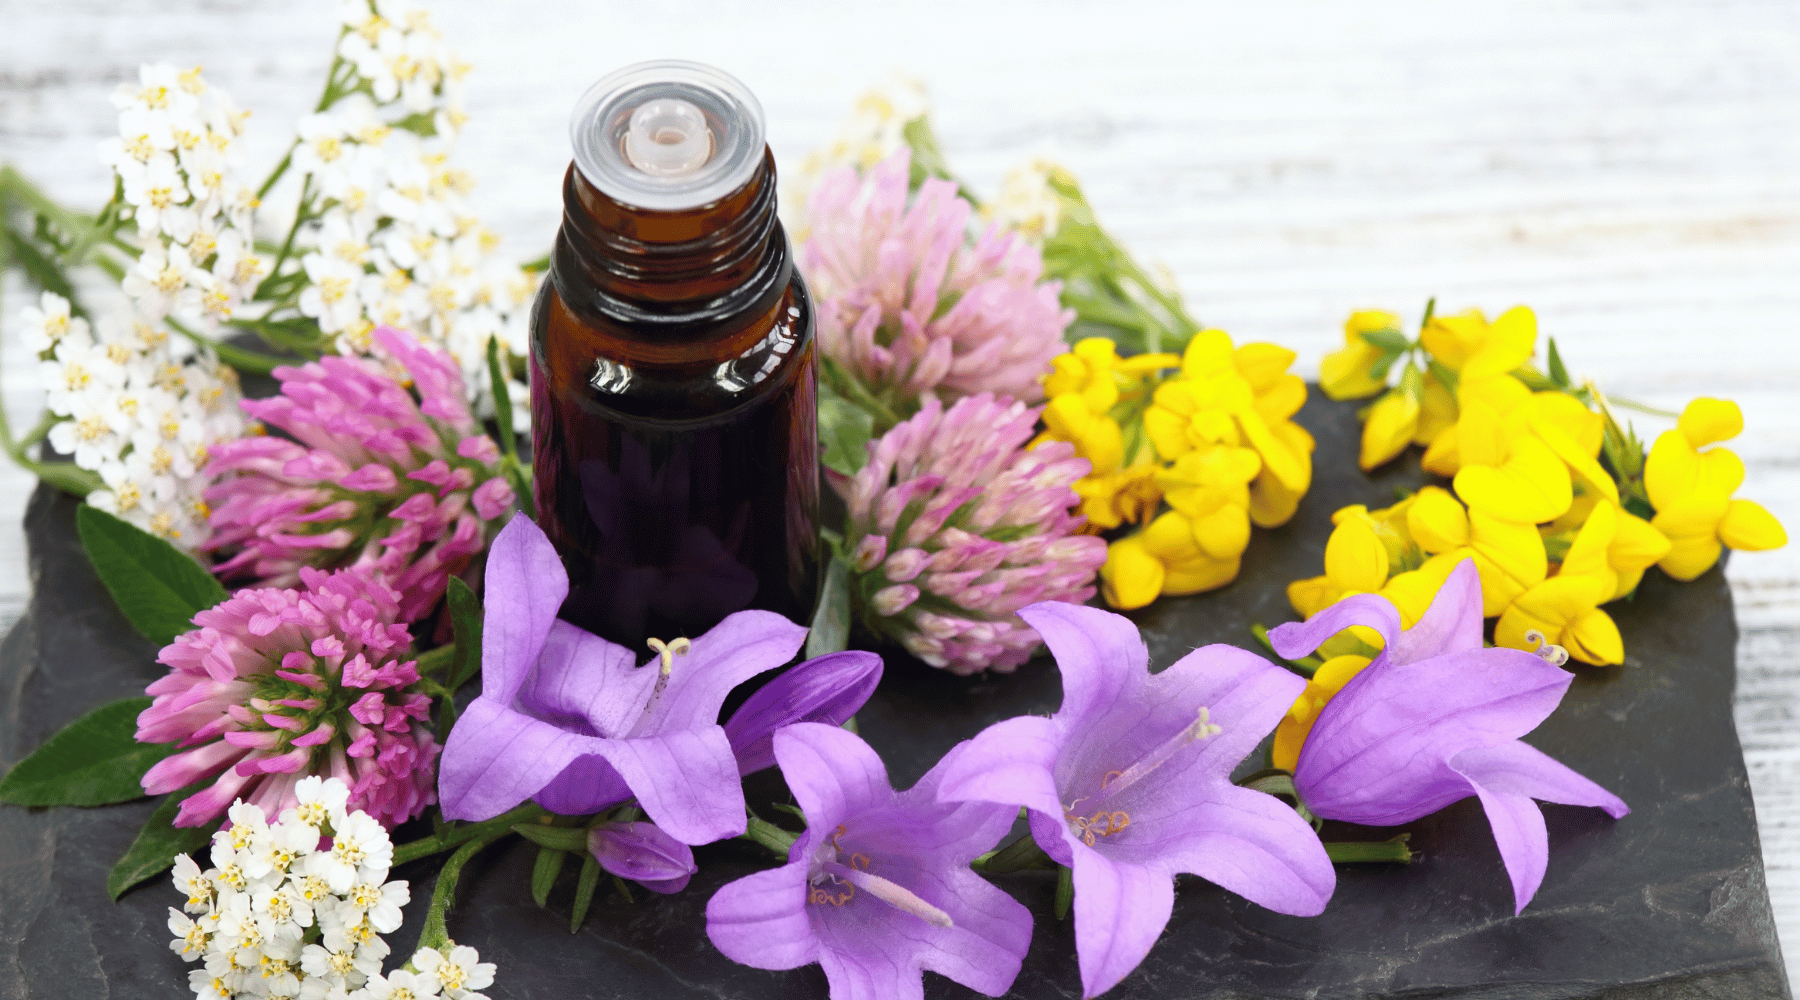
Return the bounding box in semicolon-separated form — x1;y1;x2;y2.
256;142;300;204
164;317;288;375
415;644;456;679
1605;395;1679;420
391;803;545;866
1325;837;1413;864
414;827;508;955
741;813;799;858
255;180;314;302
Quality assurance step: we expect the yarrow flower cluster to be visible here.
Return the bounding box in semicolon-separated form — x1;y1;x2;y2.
25;289;245;545
138;565;439;830
204;325;514;620
841;393;1106;674
293;0;535;415
778;75;928;243
165;776;499;1000
104;63;268;335
800;149;1072;412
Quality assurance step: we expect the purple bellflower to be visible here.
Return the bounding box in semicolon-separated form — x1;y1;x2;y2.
706;723;1032;1000
589;820;699;895
436;514;805;845
936;601;1334;999
722;649;884;776
1268;558;1630;914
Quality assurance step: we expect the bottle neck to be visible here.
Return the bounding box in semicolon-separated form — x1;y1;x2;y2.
549;149;790;354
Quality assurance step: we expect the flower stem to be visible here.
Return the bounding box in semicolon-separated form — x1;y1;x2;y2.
1324;835;1413;864
973;832;1057;873
414;826;507;954
392;802;545;866
740;812;798;858
163;317;289;376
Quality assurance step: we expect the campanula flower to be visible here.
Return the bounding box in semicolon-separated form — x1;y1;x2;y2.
721;649;883;777
588;821;699;895
436;515;805;845
1269;560;1629;913
706;723;1031;1000
938;602;1333;998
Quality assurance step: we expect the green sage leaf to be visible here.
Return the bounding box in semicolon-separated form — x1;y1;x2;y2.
531;846;566;908
76;505;227;646
0;696;171;807
108;787;210;900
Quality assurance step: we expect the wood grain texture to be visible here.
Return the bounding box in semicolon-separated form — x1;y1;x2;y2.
3;0;1797;977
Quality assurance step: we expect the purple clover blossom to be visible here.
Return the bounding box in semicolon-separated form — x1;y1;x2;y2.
706;723;1032;1000
843;393;1107;675
1268;559;1629;914
436;514;805;845
138;565;439;829
589;821;699;895
937;601;1334;999
801;149;1071;407
203;325;515;622
722;649;883;776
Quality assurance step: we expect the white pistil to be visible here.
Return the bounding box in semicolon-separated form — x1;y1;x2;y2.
640;636;691;719
1097;706;1222;803
828;863;953;928
1522;629;1570;667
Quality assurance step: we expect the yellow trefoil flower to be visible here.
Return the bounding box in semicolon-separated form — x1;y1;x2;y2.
1272;654;1372;772
1319;310;1400;401
1643;397;1787;581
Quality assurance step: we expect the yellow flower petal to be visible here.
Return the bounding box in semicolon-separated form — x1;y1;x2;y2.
1189;502;1252;560
1325;512;1390;593
1141;509;1203;562
1181;328;1237;379
1460;305;1536;380
1238;407;1309;492
1162;552;1241;595
1248;422;1313;529
1467;510;1550;615
1255;374;1308;424
1413;374;1458;446
1319;343;1388;401
1380;555;1461;628
1287;574;1341;619
1420;308;1488;371
1564;607;1624;665
1360;389;1420;471
1455;375;1533;467
1652;496;1731;581
1720;498;1788;552
1644;430;1746;510
1496;573;1610;651
1528;397;1619;506
1101;536;1164;610
1455;434;1573;524
1421;425;1461;477
1533;392;1604;457
1558;500;1619;597
1272;654;1372;772
1678;397;1743;448
1143;401;1192;461
1235;343;1298;392
1608;509;1671;574
1406;485;1470;554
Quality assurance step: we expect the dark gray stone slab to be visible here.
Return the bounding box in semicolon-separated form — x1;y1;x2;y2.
1;394;1789;999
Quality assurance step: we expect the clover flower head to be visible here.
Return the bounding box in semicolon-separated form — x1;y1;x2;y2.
137;565;439;830
842;393;1106;674
801;148;1072;407
203;325;514;621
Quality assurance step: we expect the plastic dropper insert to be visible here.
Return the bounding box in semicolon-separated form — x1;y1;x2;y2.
569;59;766;212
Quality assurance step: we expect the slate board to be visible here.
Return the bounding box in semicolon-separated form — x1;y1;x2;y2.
0;394;1789;1000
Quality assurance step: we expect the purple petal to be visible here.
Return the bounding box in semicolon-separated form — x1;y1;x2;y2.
772;722;893;831
724;651;884;776
1450;740;1630;819
581;727;746;845
1266;593;1400;661
1296;650;1573;826
589;821;698;895
1017;601;1143;729
1070;846;1175;1000
480;515;569;704
516;620;649;739
436;696;588;821
1141;643;1307;788
532;753;630;816
1391;558;1484;665
1464;781;1547;915
1109;783;1333;917
705;863;820;970
933;715;1069;833
646;610;808;735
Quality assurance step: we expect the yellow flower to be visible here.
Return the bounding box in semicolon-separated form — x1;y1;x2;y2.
1248;418;1314;528
1413;372;1457;446
1360;376;1421;471
1141;510;1240;596
1418;308;1489;371
1432;509;1548;617
1100;535;1163;610
1072;464;1161;531
1495;574;1623;666
1604;506;1672;600
1039;393;1124;476
1272;654;1372;771
1406;485;1470;554
1379;553;1465;627
1043;337;1125;412
1285;506;1390;618
1644;397;1787;580
1319;310;1400;401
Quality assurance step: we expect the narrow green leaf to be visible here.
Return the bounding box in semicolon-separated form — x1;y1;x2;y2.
1367;347;1405;383
1358;327;1410;353
1054;864;1073;920
805;554;853;660
0;697;171;806
108;787;211;899
570;853;600;932
445;577;484;691
611;874;635;903
978;834;1057;874
1325;835;1413;864
486;336;517;460
1426;357;1460;393
531;846;566;908
513;823;588;852
2;227;78;303
1547;337;1571;389
76;505;227;646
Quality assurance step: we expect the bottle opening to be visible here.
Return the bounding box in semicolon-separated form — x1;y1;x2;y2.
571;60;765;212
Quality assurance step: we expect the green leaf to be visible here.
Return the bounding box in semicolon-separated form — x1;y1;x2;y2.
76;505;227;646
1367;347;1405;383
445;577;484;692
531;846;566;907
1054;863;1073;920
1325;835;1413;864
1547;336;1571;389
1358;327;1410;353
486;336;517;461
1426;357;1460;393
900;115;979;206
0;697;172;806
108;787;211;899
818;388;875;477
570;853;600;932
513;823;588;852
805;554;853;660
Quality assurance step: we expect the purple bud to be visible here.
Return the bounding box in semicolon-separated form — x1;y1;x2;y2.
588;821;699;894
722;650;884;776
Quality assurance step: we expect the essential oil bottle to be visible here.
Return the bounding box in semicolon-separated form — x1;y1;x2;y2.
529;60;818;650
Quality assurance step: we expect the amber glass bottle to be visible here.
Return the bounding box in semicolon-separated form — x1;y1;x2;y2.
529;61;817;650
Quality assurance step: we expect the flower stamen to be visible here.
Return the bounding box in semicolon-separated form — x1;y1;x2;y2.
1522;629;1570;667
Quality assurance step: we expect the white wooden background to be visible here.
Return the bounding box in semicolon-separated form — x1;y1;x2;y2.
3;0;1797;978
